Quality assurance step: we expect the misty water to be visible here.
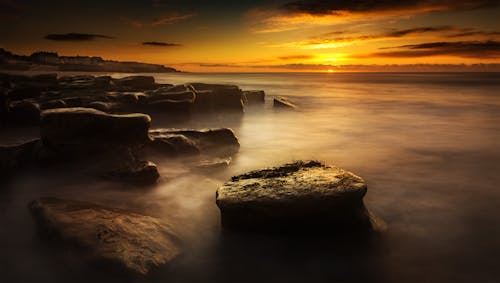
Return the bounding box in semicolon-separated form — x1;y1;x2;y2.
1;72;499;283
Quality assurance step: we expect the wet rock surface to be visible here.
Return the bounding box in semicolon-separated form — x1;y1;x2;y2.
40;107;151;154
149;128;240;157
29;198;182;275
243;90;265;105
273;96;297;110
0;139;42;180
216;160;383;232
105;160;160;185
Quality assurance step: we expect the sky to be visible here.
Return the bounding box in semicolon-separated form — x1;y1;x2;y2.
1;0;499;72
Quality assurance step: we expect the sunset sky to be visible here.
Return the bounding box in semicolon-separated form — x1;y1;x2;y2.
1;0;499;72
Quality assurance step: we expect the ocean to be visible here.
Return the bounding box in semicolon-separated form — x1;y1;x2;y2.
1;72;499;283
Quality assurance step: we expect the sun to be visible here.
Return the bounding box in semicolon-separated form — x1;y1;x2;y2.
327;69;334;73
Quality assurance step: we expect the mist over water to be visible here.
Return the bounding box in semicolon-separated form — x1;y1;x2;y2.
1;72;499;282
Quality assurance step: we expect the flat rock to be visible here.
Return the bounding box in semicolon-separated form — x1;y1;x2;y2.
113;76;156;91
105;160;160;185
243;90;265;105
8;100;41;124
146;134;200;156
216;160;382;232
29;198;182;275
149;128;239;156
189;83;244;113
41;107;151;154
273;96;297;110
192;157;231;171
0;139;42;180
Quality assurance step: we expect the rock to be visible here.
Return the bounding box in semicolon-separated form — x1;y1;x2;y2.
146;90;195;103
8;100;41;124
113;93;140;104
1;73;58;96
41;108;151;155
40;99;67;110
29;198;182;275
192;157;231;171
189;83;244;113
113;76;156;91
7;86;43;101
0;88;8;120
58;75;111;90
105;160;160;185
216;160;382;232
86;101;112;112
149;128;239;156
146;134;200;156
144;99;193;115
273;96;297;110
242;90;265;105
0;139;42;180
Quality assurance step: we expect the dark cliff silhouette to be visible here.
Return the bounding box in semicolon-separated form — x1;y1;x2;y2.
0;48;179;73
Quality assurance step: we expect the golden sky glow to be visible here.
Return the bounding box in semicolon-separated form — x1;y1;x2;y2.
1;0;499;72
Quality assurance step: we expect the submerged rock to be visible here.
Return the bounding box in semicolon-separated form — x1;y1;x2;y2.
216;160;383;232
273;96;297;110
29;198;182;275
192;157;232;171
40;107;151;154
105;160;160;185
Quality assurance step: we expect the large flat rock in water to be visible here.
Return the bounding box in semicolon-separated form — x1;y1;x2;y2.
216;160;382;232
41;107;151;151
29;198;182;275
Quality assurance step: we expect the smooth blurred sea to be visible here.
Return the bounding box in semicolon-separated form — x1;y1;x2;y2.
1;72;499;283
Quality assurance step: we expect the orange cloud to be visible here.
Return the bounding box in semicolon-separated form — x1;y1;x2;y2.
247;0;500;33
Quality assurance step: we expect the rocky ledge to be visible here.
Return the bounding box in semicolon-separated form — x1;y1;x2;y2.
216;160;384;233
0;73;268;125
29;197;182;275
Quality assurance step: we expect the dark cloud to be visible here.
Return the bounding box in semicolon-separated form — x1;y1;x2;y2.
44;33;113;41
142;41;182;47
447;30;500;38
387;26;456;37
119;13;196;28
281;0;499;15
361;40;500;58
295;26;464;47
278;54;314;60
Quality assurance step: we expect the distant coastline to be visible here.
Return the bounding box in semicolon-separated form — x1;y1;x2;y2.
0;48;179;73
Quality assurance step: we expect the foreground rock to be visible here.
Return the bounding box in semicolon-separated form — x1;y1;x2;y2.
148;128;240;157
216;160;383;233
273;96;297;110
41;107;151;155
29;198;182;275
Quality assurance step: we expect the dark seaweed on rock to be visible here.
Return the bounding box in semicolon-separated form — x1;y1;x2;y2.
231;160;323;181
